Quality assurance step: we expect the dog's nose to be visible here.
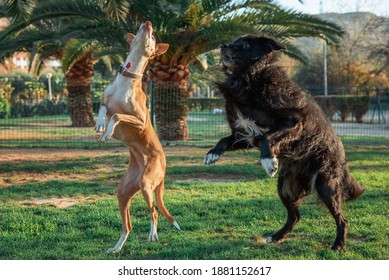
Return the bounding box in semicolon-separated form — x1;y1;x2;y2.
144;21;152;27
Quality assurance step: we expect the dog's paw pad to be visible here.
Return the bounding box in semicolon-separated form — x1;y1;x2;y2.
204;153;220;165
261;157;278;177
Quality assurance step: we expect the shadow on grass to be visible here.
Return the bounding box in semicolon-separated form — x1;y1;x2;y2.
0;154;128;173
0;180;116;201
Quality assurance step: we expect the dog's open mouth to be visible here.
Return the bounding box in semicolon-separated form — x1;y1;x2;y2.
221;53;243;68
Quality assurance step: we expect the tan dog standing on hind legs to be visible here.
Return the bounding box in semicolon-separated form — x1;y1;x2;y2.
95;21;180;254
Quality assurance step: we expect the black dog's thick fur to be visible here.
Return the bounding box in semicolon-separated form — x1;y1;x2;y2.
204;35;365;251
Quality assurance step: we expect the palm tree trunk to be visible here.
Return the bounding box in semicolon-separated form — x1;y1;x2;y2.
148;62;190;141
65;53;95;127
67;85;95;127
153;81;189;140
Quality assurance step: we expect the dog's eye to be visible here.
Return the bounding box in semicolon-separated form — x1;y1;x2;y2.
243;42;250;49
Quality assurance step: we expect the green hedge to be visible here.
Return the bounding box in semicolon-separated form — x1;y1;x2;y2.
313;95;371;123
0;79;13;118
10;100;67;118
187;98;225;111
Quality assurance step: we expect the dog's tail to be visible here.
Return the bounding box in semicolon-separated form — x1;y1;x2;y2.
155;182;180;230
343;170;365;201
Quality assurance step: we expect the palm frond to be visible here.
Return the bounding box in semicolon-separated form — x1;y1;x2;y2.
29;51;43;76
0;0;106;41
1;0;345;77
62;38;96;74
100;0;130;22
193;53;209;71
4;0;35;20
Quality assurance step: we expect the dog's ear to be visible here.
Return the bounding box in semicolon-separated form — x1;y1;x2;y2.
155;43;169;56
263;37;286;51
126;33;136;45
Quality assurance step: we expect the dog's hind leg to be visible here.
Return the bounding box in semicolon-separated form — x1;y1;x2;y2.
267;172;306;244
141;187;159;242
315;174;348;252
107;173;140;254
259;138;278;177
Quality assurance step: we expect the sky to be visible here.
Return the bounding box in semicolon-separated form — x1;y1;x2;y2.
276;0;389;17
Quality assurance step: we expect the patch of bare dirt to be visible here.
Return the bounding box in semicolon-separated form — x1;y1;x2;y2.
255;237;269;244
18;197;95;208
0;147;128;163
172;172;259;183
0;146;205;163
0;147;260;187
0;172;105;188
352;236;367;243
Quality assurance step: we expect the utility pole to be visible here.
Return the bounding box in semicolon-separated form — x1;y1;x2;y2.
320;0;328;96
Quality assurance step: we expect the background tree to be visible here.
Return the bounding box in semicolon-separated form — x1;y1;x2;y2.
293;12;389;91
364;15;389;83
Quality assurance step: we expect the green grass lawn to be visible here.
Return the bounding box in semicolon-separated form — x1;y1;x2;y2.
0;146;388;260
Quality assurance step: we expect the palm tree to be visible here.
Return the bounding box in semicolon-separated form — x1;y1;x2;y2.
1;0;344;133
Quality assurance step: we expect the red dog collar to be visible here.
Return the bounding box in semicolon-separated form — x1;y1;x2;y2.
118;63;143;80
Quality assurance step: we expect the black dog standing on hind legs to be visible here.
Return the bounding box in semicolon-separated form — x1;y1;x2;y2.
204;35;365;252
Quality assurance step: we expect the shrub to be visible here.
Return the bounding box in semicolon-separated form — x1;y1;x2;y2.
10;101;35;117
0;72;34;98
349;95;370;123
314;95;371;122
313;95;337;119
188;98;225;111
336;95;352;121
91;77;111;102
10;99;68;118
35;99;67;116
0;79;13;118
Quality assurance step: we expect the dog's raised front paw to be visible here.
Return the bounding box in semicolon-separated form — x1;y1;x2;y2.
95;121;106;133
204;153;220;165
98;130;113;142
261;157;278;177
98;119;116;142
95;106;107;133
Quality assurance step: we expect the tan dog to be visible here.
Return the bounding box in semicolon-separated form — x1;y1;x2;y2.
95;21;180;254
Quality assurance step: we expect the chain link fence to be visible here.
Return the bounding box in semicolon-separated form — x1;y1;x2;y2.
0;78;388;148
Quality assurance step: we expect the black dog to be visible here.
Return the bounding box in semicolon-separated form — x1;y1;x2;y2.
204;35;365;251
